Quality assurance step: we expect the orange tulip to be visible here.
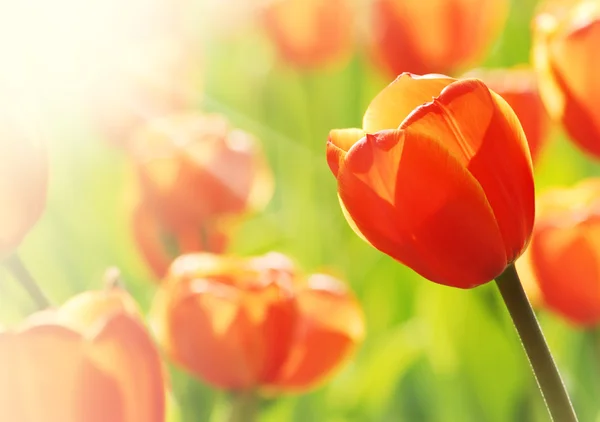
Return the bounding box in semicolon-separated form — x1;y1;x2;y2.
516;179;600;326
130;112;273;232
0;116;47;257
0;288;166;422
532;0;600;158
262;0;354;68
370;0;509;77
327;73;535;288
152;252;364;392
463;67;551;162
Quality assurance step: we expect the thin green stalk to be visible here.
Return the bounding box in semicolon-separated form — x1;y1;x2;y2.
496;263;578;422
4;253;50;310
228;391;258;422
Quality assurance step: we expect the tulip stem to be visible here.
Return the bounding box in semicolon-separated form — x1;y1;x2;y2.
3;254;51;310
228;391;257;422
495;263;578;422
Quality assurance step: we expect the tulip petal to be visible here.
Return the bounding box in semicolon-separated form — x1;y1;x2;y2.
0;325;124;422
90;313;165;422
549;18;600;156
530;221;600;325
327;128;366;177
337;129;506;288
401;79;534;261
362;73;454;133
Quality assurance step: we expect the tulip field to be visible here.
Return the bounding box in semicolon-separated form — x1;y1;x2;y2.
3;0;600;421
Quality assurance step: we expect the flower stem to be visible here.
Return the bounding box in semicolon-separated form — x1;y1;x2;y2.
228;391;257;422
495;263;578;422
4;254;51;310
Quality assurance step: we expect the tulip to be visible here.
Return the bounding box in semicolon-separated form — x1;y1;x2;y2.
0;288;165;422
327;73;535;288
0;116;47;257
516;179;600;326
463;67;551;162
129;112;273;232
532;0;600;158
262;0;354;68
370;0;509;77
151;252;364;392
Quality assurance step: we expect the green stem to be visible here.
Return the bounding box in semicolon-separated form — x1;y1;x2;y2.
228;391;257;422
496;263;578;422
4;254;51;310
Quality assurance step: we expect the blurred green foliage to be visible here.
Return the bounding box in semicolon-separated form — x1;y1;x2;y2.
3;0;600;420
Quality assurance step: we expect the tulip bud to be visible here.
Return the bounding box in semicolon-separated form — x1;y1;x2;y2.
151;252;364;393
129;112;273;277
0;114;47;257
532;0;600;158
516;179;600;326
262;0;354;68
463;67;551;162
370;0;509;76
327;73;535;288
0;289;165;422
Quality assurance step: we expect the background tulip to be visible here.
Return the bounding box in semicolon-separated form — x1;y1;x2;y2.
327;73;534;288
0;289;165;422
152;252;364;393
0;114;48;258
532;0;600;158
262;0;354;68
128;112;273;277
516;179;600;326
370;0;509;76
463;67;551;162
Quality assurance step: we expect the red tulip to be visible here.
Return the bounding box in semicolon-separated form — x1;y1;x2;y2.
262;0;354;68
516;179;600;326
0;288;165;422
463;67;551;162
532;0;600;158
327;73;535;288
0;114;47;257
151;252;364;392
370;0;509;76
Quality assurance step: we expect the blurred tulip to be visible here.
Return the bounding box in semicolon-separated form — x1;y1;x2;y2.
0;288;165;422
370;0;509;77
129;112;273;277
130;112;273;232
262;0;354;68
532;0;600;158
327;73;534;288
463;67;551;162
152;252;364;392
0;116;47;257
516;179;600;326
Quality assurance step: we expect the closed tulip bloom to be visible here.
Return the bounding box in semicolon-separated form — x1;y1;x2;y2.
262;0;354;68
463;67;551;162
516;179;600;326
532;0;600;158
0;116;47;257
327;73;535;288
130;112;273;233
0;289;165;422
152;252;364;392
370;0;508;77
